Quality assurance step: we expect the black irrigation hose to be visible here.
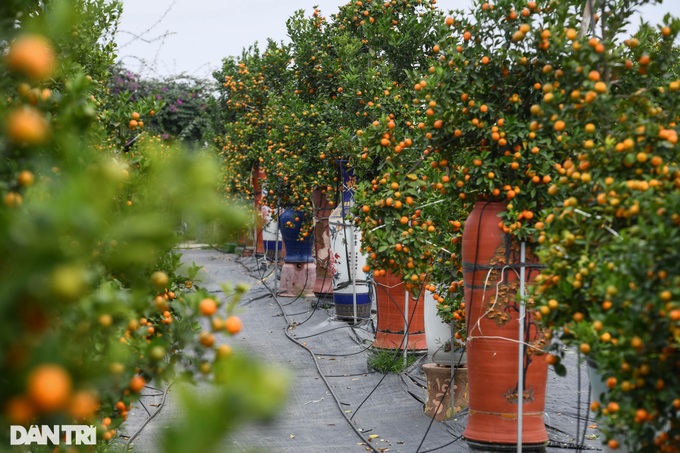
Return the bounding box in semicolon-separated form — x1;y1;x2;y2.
260;278;382;453
415;373;455;453
233;247;381;453
222;222;603;453
313;344;375;357
245;210;439;452
417;434;465;453
226;245;605;452
293;323;374;340
229;199;599;452
348;281;425;422
123;382;175;450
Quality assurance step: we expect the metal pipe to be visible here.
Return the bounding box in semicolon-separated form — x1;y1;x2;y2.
350;222;357;322
404;290;409;367
517;241;526;452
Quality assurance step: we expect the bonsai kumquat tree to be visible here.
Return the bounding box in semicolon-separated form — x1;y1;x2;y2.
419;0;582;239
531;1;680;449
215;40;291;205
1;1;289;451
251;8;344;235
328;0;468;334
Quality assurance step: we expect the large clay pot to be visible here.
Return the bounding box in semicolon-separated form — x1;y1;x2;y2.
312;188;334;296
372;271;426;350
462;201;548;449
252;166;266;256
330;162;371;320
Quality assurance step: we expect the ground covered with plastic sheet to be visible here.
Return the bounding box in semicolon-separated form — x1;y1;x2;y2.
118;247;605;453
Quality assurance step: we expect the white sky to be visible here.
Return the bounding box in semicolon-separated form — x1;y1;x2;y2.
115;0;672;80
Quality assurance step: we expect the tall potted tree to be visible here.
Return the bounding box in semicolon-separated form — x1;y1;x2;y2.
418;0;580;447
531;2;680;450
215;41;291;257
330;0;446;349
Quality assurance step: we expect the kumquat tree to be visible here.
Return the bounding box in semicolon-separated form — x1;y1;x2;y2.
529;1;680;450
412;0;680;449
215;40;292;205
0;1;288;452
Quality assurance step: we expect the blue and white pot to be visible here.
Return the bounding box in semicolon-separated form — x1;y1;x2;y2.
279;208;314;263
329;162;371;319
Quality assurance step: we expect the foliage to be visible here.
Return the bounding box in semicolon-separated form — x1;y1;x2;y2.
351;110;466;333
530;2;680;450
341;0;464;334
418;0;585;240
213;41;292;205
102;63;217;151
97;63;165;151
332;0;443;85
207;0;680;449
367;348;419;374
215;0;446;233
0;1;287;451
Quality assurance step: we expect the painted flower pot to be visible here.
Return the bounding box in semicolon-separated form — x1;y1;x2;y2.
462;201;548;449
261;204;283;259
278;207;315;297
329;162;371;320
372;271;426;350
278;208;314;264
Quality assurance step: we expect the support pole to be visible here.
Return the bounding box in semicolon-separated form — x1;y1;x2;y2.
253;211;258;257
350;223;358;323
451;320;456;408
274;206;280;294
517;241;526;452
404;290;409;367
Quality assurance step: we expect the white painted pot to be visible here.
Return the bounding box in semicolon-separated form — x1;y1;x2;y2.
424;290;465;366
261;204;282;254
329;203;371;319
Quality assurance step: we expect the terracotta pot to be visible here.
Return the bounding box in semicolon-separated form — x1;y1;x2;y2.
252;166;266;256
312;188;334;296
462;201;548;448
372;271;426;350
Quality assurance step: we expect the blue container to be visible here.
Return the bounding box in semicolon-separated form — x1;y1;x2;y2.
279;208;315;263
